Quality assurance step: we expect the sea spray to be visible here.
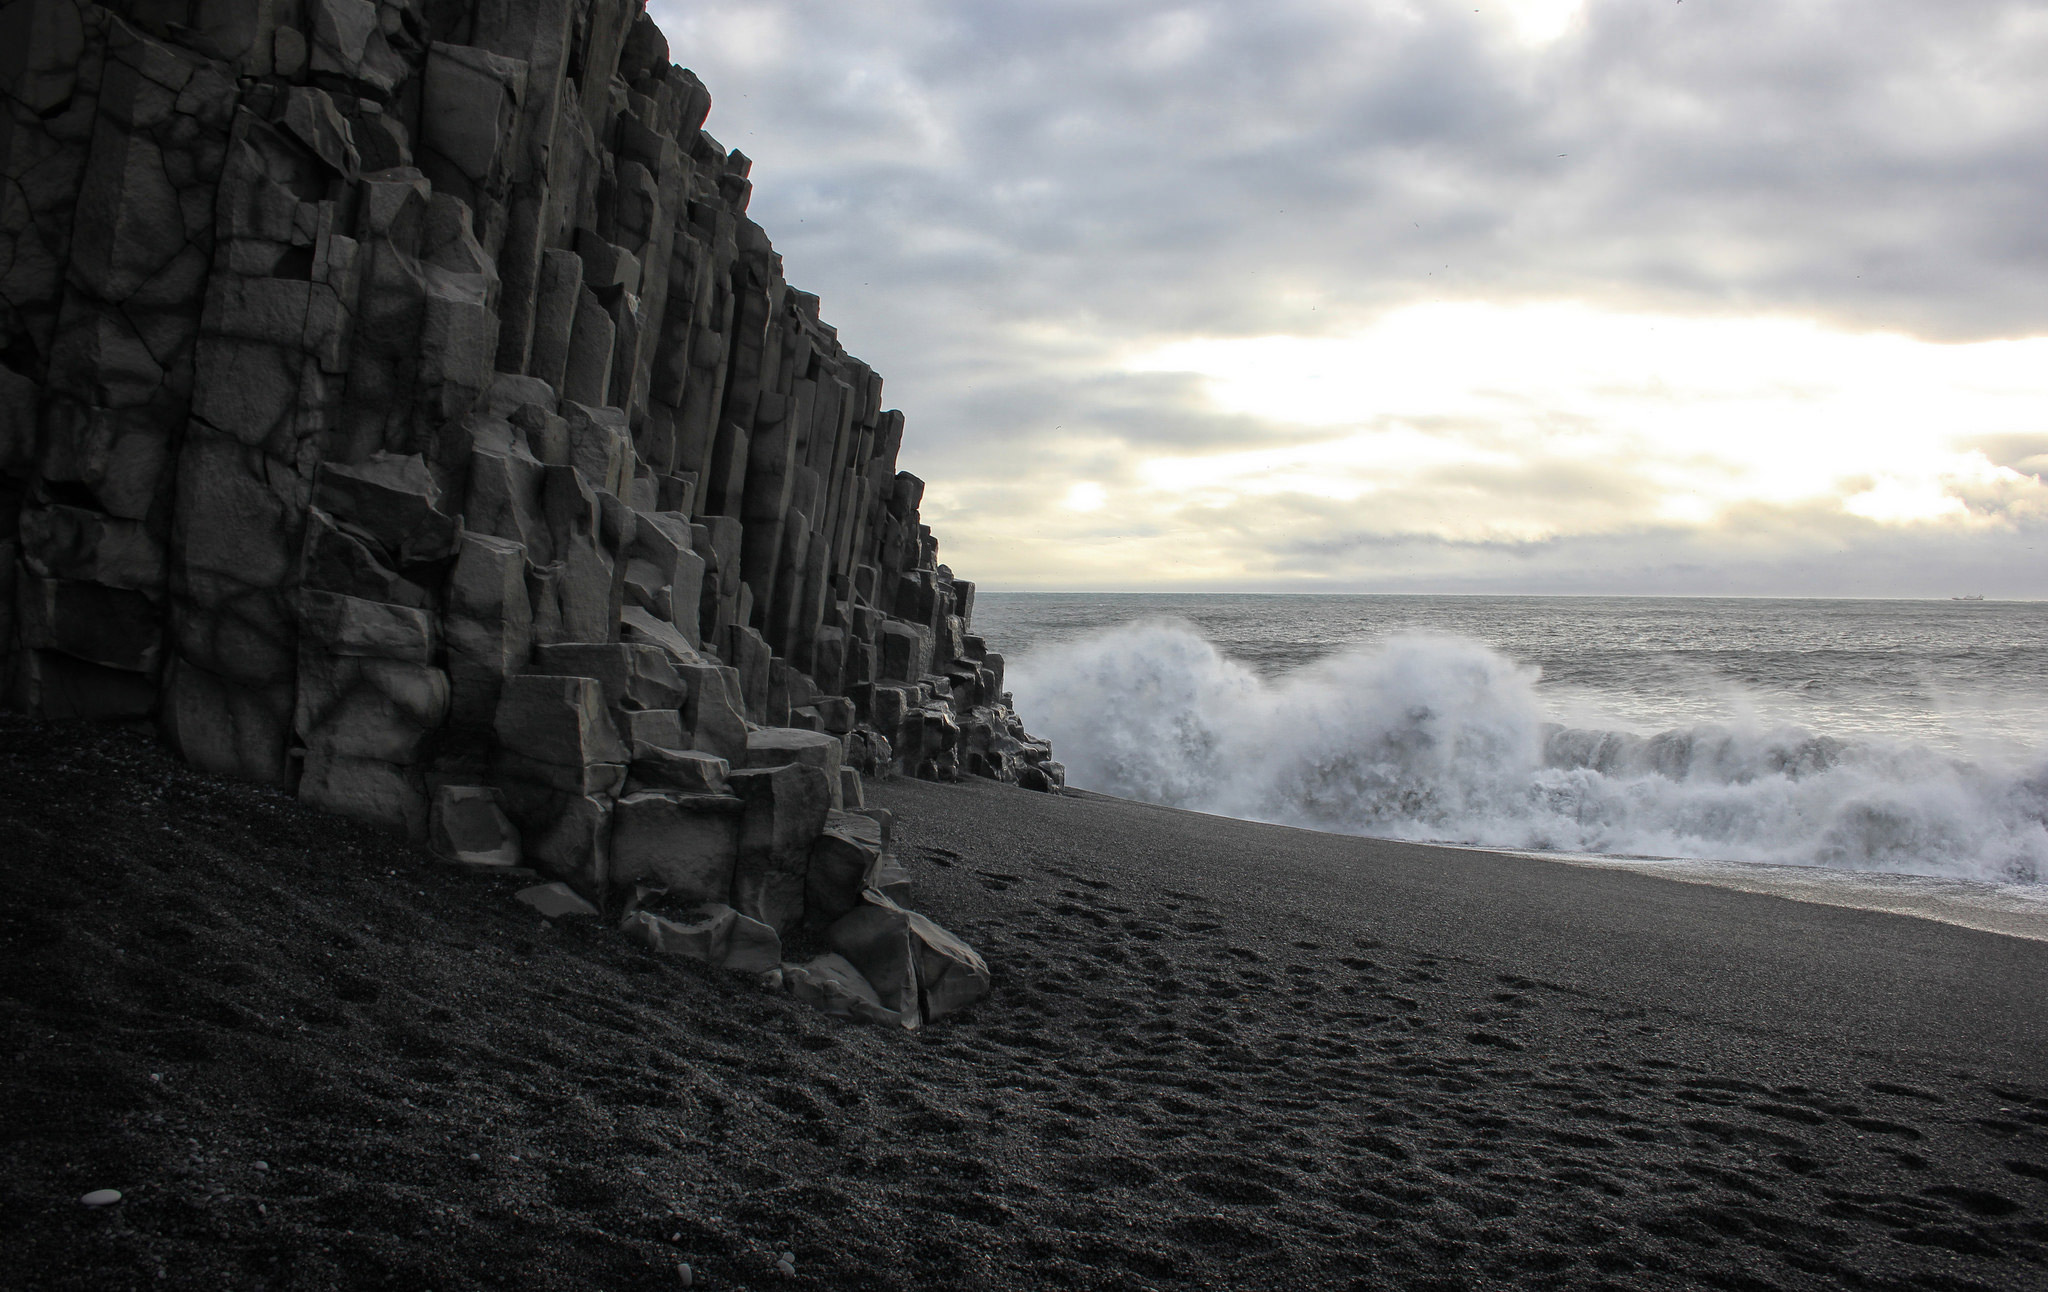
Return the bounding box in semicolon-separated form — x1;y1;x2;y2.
1010;620;2048;884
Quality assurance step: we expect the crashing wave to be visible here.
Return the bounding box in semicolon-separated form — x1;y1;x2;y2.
1010;620;2048;885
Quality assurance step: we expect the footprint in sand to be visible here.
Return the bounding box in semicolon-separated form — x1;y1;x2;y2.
1866;1080;1946;1103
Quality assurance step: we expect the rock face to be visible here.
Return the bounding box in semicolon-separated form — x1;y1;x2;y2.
0;0;1056;1022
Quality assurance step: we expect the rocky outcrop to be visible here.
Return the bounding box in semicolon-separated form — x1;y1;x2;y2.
0;0;1061;1024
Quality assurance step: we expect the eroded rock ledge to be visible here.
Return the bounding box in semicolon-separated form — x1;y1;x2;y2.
0;0;1061;1024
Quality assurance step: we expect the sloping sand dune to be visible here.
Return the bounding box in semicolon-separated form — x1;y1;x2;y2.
3;718;2045;1290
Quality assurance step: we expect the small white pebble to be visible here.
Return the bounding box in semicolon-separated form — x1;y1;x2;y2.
467;1153;480;1161
775;1258;795;1277
80;1189;122;1207
778;1251;795;1264
253;1161;268;1172
676;1261;694;1287
508;1155;519;1162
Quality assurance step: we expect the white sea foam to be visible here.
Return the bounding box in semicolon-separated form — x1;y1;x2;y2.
1010;620;2048;885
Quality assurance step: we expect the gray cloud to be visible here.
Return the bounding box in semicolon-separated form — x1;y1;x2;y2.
1963;435;2048;474
650;0;2048;593
662;0;2048;335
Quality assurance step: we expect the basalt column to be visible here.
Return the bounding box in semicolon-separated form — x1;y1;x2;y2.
0;2;1059;1005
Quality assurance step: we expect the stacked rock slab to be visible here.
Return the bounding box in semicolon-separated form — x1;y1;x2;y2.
0;0;1061;1022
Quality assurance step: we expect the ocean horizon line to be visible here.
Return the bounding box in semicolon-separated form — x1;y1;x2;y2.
975;588;2045;602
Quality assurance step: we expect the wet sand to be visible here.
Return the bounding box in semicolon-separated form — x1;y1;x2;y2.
3;717;2046;1290
1519;850;2048;944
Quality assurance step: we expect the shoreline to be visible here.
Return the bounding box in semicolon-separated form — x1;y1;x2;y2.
1063;786;2048;944
1536;851;2048;943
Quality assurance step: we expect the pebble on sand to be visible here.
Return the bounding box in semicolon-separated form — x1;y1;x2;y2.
676;1261;693;1287
79;1189;121;1207
515;882;600;920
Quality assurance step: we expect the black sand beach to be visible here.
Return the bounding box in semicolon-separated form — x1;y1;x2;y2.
4;715;2045;1290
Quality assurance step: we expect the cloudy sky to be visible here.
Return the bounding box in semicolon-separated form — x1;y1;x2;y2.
648;0;2048;595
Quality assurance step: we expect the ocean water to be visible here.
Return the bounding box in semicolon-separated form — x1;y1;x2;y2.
975;594;2048;894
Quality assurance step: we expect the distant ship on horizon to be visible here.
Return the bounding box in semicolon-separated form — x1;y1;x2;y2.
1952;593;1986;601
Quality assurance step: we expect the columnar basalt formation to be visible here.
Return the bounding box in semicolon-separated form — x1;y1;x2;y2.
0;0;1061;1024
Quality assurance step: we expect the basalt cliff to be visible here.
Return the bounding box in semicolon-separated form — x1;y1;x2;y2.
0;0;1060;1024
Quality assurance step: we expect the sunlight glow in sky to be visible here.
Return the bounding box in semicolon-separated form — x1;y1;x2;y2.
1496;0;1585;43
1127;304;2048;530
1063;482;1109;512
